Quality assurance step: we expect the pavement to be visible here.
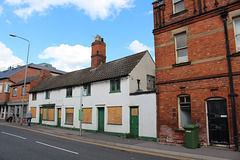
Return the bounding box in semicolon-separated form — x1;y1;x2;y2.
0;120;239;160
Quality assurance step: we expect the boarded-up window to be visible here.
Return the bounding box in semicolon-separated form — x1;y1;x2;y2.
42;106;54;121
108;106;122;125
82;108;92;123
31;107;37;118
66;108;74;125
42;108;47;120
48;108;54;121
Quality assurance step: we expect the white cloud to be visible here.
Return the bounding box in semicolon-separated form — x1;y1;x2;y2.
39;44;91;72
128;40;151;53
6;20;11;24
4;0;135;20
0;5;3;16
147;11;153;15
0;42;24;71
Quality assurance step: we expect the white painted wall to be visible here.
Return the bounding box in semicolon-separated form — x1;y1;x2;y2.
29;52;156;138
129;93;157;138
129;52;155;93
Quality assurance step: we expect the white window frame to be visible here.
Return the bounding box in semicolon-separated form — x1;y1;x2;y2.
4;83;10;93
175;32;188;63
233;17;240;52
178;94;192;129
0;84;3;93
13;88;17;97
173;0;185;14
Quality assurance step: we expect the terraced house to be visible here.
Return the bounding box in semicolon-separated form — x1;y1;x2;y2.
29;35;157;140
0;63;65;121
152;0;240;149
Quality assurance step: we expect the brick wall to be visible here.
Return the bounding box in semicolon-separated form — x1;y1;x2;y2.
153;0;240;148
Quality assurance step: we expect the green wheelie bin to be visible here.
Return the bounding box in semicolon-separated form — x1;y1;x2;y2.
183;125;199;149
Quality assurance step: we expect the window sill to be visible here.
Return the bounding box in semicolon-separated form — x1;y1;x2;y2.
109;90;121;93
83;94;91;97
82;122;92;124
175;128;185;132
65;123;73;125
107;123;122;125
66;96;73;98
172;61;191;68
170;9;188;18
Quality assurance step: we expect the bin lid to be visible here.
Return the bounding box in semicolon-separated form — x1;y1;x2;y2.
183;125;199;129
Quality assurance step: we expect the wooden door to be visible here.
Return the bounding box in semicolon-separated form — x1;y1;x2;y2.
98;108;104;133
207;99;229;145
130;107;139;138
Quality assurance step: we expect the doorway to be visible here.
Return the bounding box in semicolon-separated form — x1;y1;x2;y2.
130;107;139;138
39;108;43;125
57;108;61;127
98;108;104;133
207;98;229;145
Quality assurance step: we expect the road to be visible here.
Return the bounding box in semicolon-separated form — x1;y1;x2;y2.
0;125;179;160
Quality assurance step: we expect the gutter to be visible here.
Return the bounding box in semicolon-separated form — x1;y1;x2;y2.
221;10;239;151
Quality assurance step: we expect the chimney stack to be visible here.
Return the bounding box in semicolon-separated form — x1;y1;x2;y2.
91;35;106;69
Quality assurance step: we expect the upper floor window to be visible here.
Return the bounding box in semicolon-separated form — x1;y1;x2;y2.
83;84;91;96
234;17;240;52
110;78;121;93
147;75;155;90
32;93;37;101
173;0;185;14
66;87;73;98
45;91;50;99
22;86;27;96
0;84;3;93
13;88;17;97
178;95;191;128
175;32;188;63
4;84;10;93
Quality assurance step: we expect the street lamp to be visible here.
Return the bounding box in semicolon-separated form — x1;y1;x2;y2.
10;34;30;126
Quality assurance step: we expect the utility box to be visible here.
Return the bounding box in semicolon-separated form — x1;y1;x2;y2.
183;125;199;149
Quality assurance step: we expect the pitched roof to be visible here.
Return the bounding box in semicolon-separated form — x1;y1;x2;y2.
30;51;148;93
0;66;25;79
28;63;66;74
0;63;66;80
11;75;41;87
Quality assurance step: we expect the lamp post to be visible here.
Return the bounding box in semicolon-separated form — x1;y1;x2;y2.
10;34;30;126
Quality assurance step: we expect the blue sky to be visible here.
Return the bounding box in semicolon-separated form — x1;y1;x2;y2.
0;0;154;72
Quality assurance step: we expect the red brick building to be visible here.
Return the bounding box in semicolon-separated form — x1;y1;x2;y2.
0;63;65;120
152;0;240;149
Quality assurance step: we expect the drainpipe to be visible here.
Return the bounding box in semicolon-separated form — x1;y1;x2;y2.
221;10;239;151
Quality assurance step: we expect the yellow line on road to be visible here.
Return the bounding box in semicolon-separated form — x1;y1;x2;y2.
0;123;195;160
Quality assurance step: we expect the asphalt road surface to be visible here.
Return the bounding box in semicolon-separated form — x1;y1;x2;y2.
0;125;180;160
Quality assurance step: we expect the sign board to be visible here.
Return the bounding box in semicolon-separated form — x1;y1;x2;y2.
79;109;83;121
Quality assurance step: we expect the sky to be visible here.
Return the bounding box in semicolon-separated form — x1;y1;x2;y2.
0;0;154;72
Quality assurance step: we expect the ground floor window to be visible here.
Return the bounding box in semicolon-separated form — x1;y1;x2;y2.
30;107;37;118
42;106;54;121
82;108;92;123
65;108;74;125
178;95;191;128
107;106;122;125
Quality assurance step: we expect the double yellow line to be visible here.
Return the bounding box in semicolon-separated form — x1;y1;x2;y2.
0;123;194;160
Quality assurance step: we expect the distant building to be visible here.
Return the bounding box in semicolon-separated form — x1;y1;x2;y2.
0;63;65;120
29;35;157;140
152;0;240;149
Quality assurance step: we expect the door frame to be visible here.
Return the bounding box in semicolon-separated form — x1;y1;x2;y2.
205;97;229;146
130;106;139;138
